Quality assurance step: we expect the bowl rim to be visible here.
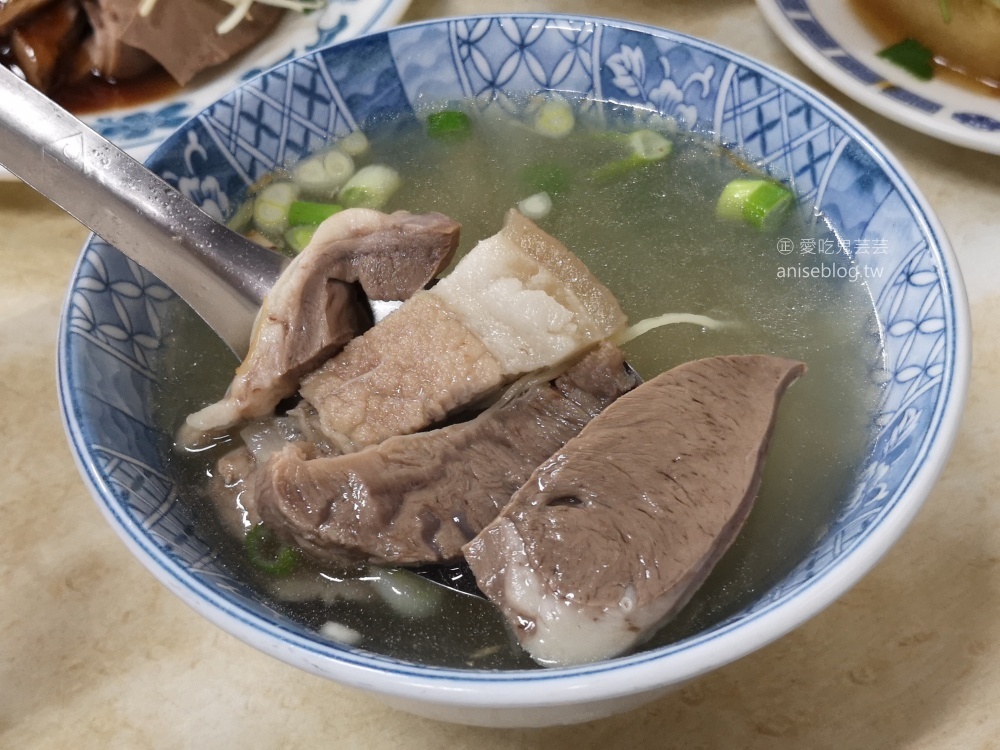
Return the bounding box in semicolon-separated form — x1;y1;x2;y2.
58;12;971;708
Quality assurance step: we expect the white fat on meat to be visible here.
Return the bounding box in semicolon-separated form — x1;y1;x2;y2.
490;519;650;667
431;209;626;373
464;355;806;668
299;209;627;451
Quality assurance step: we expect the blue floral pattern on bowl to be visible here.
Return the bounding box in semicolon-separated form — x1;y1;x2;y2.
58;15;967;701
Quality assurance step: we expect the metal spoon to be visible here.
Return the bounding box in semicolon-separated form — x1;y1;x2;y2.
0;65;288;358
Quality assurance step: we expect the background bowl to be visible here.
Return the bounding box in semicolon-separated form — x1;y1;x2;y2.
58;14;969;727
0;0;412;180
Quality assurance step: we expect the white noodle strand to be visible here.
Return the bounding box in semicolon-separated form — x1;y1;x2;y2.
612;313;735;346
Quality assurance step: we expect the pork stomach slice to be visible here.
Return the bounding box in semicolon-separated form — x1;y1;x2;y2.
300;210;626;451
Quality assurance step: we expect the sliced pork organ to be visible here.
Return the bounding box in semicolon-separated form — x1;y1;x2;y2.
80;0;157;81
299;209;627;453
252;343;640;566
9;0;86;91
86;0;284;85
464;355;806;667
185;209;460;436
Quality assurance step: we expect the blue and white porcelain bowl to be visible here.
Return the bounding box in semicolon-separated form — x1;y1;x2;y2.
58;15;970;727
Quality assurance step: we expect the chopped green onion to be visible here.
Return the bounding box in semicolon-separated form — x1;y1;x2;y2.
339;188;372;208
226;198;253;232
338;164;401;209
253;181;299;236
589;153;648;184
518;162;570;196
877;38;934;81
245;525;301;576
338;130;370;157
284;225;318;254
589;129;673;184
517;191;552;220
288;201;343;226
533;99;575;138
426;110;473;142
716;178;794;229
627;129;672;161
939;0;952;23
292;149;355;198
716;179;759;221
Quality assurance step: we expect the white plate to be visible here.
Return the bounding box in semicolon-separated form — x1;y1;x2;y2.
756;0;1000;153
2;0;411;179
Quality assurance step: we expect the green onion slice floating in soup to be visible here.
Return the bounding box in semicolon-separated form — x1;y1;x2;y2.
628;129;672;161
253;181;299;237
338;131;370;157
517;191;553;220
589;129;673;185
292;150;355;199
288;201;343;226
371;568;444;618
533;99;575;138
245;525;301;576
426;110;473;142
284;225;318;255
716;178;794;229
338;164;402;209
518;162;571;196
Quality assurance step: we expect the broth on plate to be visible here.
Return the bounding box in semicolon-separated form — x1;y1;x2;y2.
159;98;885;669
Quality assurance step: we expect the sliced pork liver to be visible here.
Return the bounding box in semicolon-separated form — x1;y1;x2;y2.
185;209;459;436
464;355;806;667
253;343;640;566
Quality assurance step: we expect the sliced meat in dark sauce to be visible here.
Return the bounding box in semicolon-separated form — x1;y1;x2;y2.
87;0;283;85
9;0;85;90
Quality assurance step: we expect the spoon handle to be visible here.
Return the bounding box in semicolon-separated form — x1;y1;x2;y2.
0;66;287;357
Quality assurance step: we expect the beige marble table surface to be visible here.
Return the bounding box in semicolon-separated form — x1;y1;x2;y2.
3;0;1000;747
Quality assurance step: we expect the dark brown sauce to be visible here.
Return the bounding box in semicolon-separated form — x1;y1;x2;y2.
52;67;182;115
1;40;182;115
849;0;1000;97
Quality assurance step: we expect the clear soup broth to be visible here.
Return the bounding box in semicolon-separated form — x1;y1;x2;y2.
159;98;884;670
